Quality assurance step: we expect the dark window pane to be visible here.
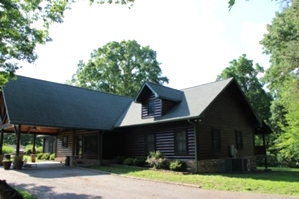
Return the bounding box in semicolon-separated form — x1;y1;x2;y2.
212;129;221;151
175;131;187;154
148;101;155;115
235;131;243;149
146;134;155;152
62;136;68;148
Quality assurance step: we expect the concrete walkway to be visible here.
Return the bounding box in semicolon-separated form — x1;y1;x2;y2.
0;163;298;199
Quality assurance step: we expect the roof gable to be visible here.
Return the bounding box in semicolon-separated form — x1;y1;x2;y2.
135;82;183;103
2;76;133;130
115;78;239;127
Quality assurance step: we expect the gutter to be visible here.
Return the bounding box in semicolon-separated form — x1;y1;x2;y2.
188;119;199;173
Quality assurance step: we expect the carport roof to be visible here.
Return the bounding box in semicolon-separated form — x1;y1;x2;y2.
2;76;133;130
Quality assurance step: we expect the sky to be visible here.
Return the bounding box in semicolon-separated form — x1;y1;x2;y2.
17;0;280;90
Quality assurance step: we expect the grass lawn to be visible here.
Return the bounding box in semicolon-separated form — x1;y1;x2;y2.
90;165;299;196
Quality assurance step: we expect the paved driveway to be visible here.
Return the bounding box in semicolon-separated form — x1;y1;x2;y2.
0;164;298;199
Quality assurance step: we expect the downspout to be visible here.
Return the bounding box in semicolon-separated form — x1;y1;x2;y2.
100;131;107;165
188;119;198;173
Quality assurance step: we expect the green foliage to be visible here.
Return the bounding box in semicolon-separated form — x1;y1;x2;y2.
123;157;134;166
0;0;134;86
133;156;147;167
24;144;42;155
2;145;14;154
18;189;38;199
169;160;187;171
68;40;169;97
3;133;43;146
49;153;55;160
114;156;126;164
0;0;70;86
260;1;299;166
36;153;44;160
146;151;168;169
40;153;50;160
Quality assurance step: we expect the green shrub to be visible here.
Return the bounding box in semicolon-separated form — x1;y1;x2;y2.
134;156;147;167
24;145;43;155
50;153;55;160
36;146;43;153
18;189;38;199
2;145;14;154
123;157;134;166
114;156;126;164
169;160;187;171
146;151;168;169
36;153;44;159
41;153;50;160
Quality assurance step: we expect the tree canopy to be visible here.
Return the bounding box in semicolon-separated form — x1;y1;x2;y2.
217;54;272;123
260;0;299;166
0;0;134;86
68;40;169;97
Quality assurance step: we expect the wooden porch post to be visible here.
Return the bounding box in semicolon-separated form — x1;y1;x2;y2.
14;125;21;156
0;129;4;154
72;130;76;156
262;131;268;170
32;134;36;154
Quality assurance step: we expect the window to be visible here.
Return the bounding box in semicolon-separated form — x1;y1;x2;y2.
175;130;187;154
84;134;98;154
146;134;155;153
148;100;155;115
235;131;243;150
62;136;68;148
212;129;221;151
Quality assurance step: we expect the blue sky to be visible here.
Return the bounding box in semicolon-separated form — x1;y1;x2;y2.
17;0;280;89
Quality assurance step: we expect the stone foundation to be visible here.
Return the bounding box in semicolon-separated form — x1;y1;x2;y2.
182;156;257;173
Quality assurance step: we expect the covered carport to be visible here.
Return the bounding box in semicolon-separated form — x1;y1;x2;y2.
0;76;132;166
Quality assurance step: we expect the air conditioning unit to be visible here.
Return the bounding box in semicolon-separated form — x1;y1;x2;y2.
232;158;247;172
219;158;248;173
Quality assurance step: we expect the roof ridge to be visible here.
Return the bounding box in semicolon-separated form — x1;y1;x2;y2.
145;81;183;93
15;75;134;100
181;77;234;91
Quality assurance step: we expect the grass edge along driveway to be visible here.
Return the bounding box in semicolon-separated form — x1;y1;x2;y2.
89;165;299;197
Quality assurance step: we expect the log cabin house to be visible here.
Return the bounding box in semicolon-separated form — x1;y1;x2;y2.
0;76;271;173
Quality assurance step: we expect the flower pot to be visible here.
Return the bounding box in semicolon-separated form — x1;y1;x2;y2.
31;154;37;163
3;161;12;170
13;155;23;170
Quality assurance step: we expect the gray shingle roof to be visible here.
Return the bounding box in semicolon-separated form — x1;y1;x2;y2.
115;78;235;127
135;82;184;103
2;76;133;130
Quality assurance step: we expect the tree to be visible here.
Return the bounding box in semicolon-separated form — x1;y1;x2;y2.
68;40;169;97
260;0;299;166
0;0;134;86
217;54;272;122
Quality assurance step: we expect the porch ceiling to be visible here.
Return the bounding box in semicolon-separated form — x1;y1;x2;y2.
2;125;60;135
